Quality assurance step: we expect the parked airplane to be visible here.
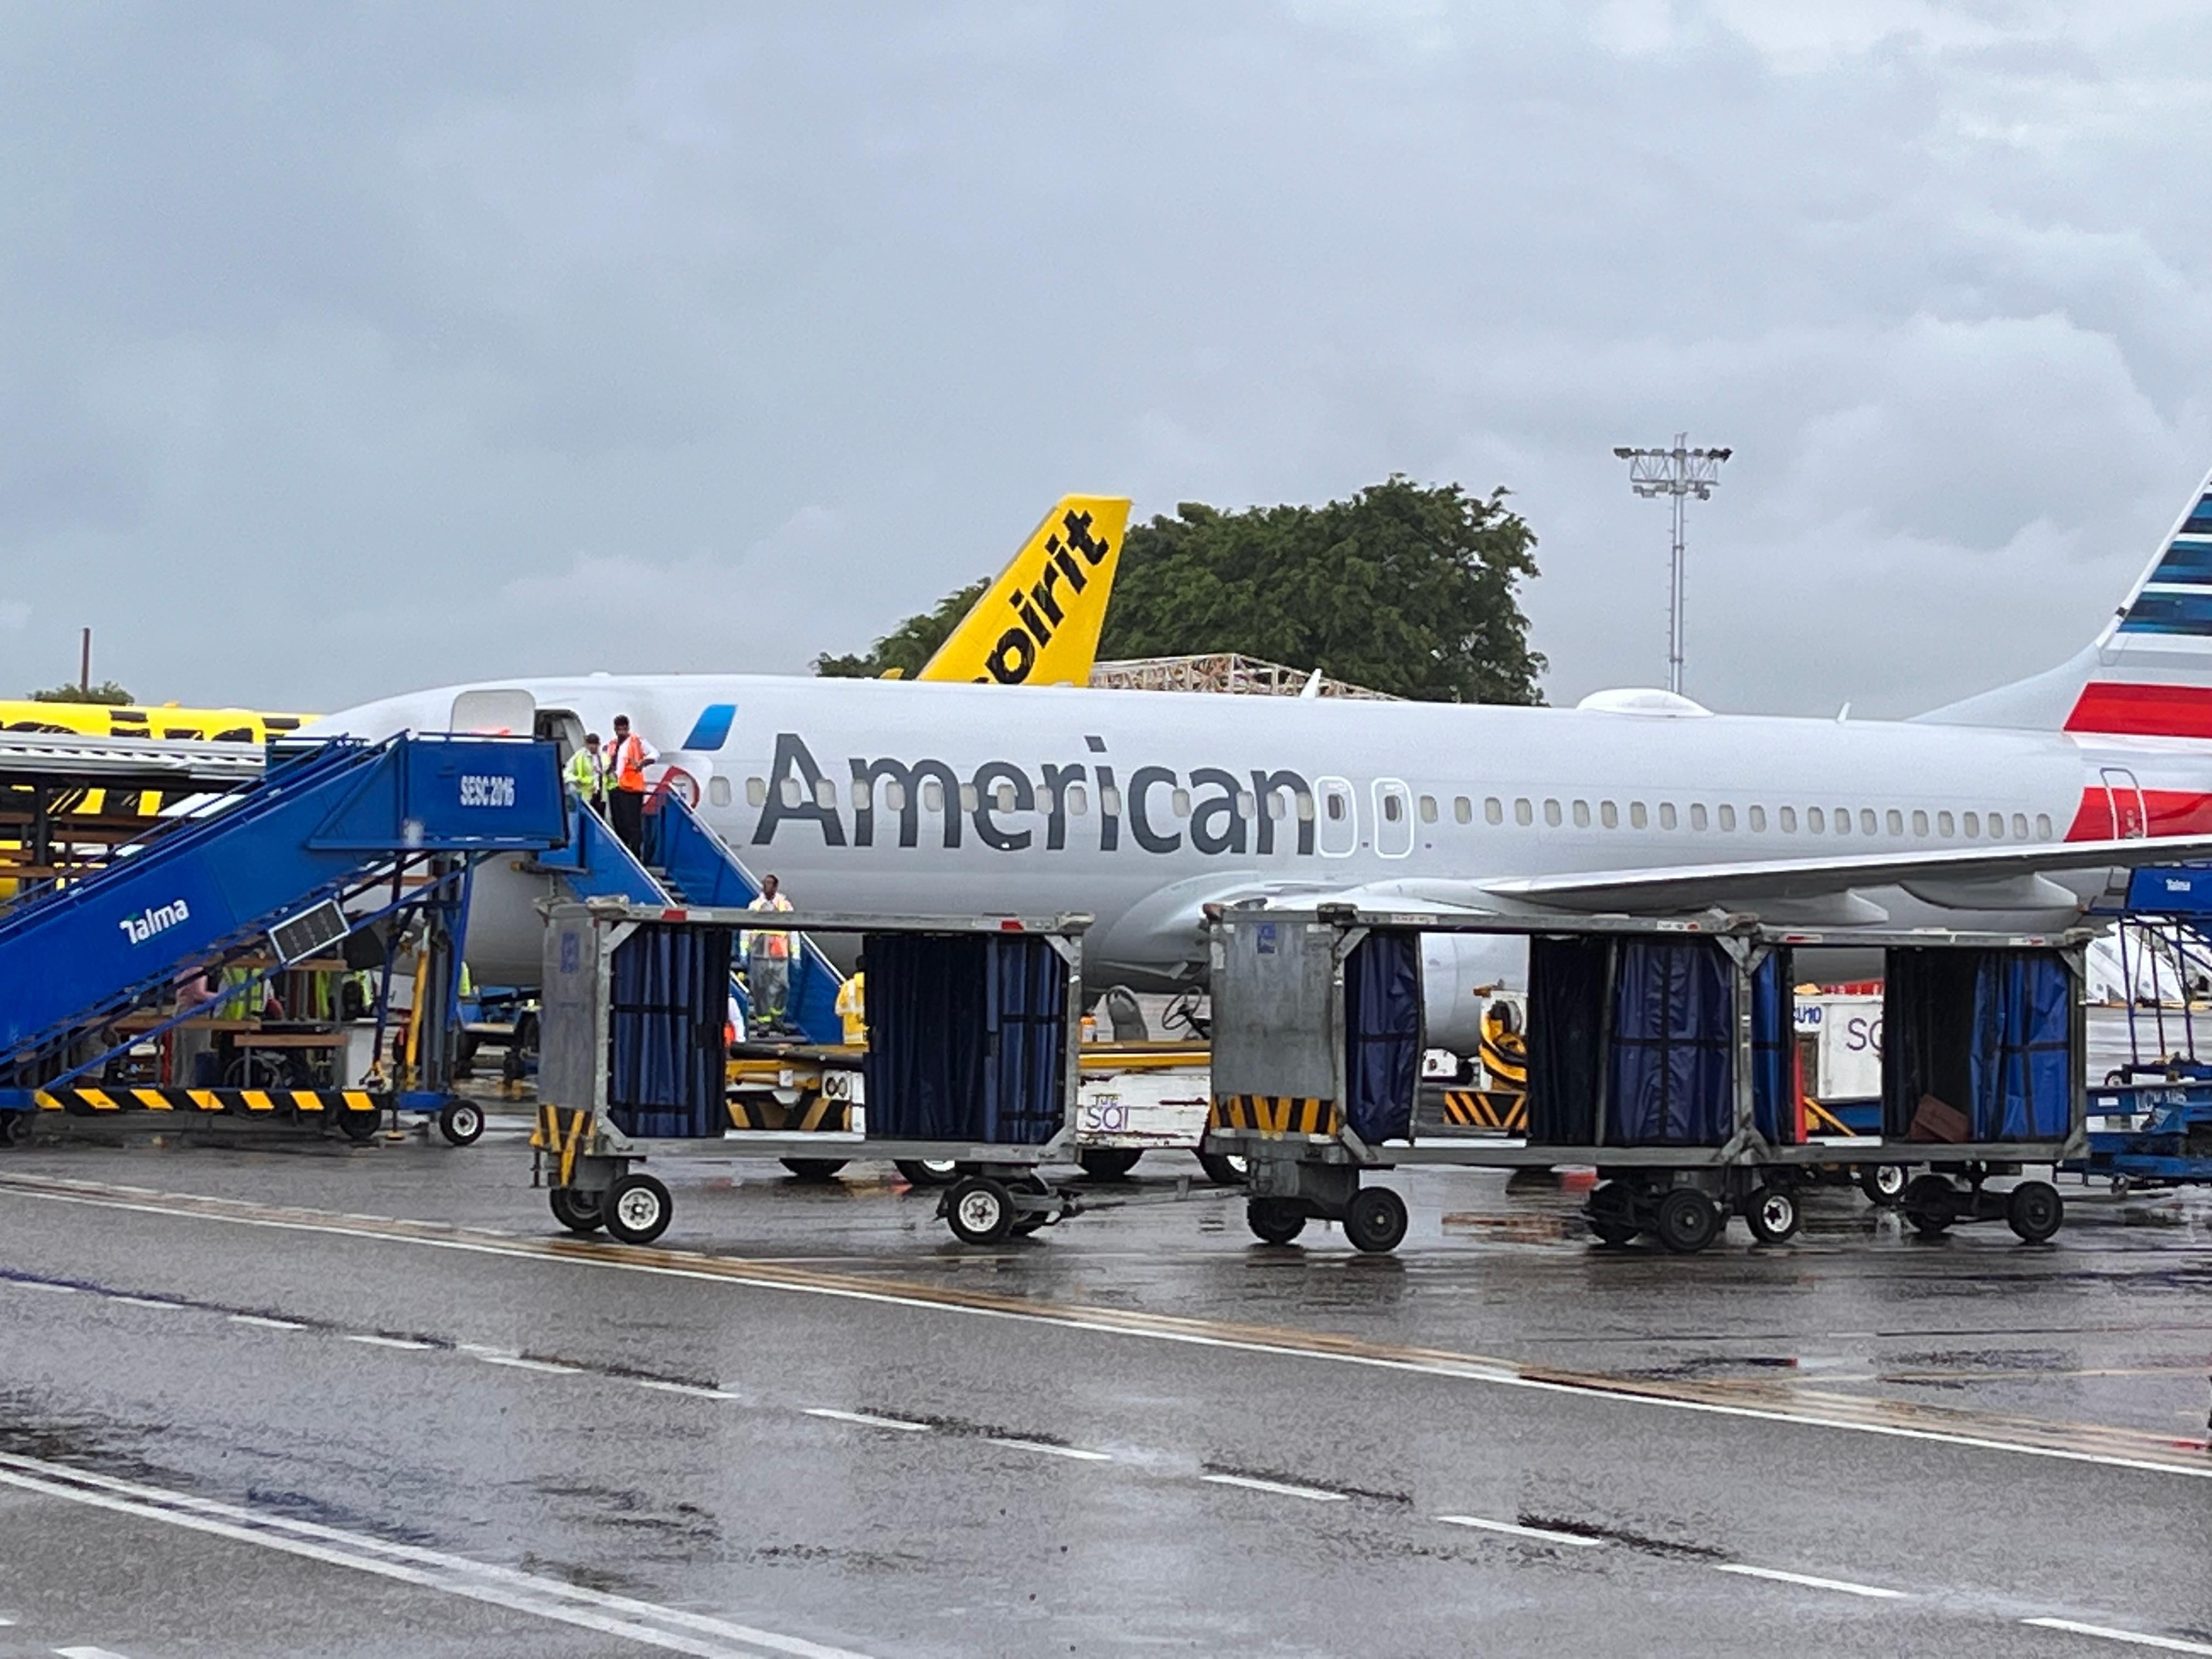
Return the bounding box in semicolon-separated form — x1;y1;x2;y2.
309;469;2212;1051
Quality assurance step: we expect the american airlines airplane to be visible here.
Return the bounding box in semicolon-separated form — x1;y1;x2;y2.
311;469;2212;1051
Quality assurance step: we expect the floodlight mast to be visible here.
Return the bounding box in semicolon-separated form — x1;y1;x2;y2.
1611;435;1731;696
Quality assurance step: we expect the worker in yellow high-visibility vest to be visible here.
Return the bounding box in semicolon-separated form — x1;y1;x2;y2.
742;874;795;1037
565;732;608;818
834;969;866;1046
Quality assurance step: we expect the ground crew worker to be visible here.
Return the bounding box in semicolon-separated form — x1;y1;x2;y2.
606;714;658;855
835;964;866;1046
566;732;608;818
742;873;795;1037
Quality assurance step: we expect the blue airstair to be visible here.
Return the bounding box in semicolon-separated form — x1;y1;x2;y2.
0;733;566;1084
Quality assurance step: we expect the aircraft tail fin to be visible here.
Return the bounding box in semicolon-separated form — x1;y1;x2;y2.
1922;462;2212;735
917;496;1131;686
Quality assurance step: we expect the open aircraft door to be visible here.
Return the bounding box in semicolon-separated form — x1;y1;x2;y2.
2100;766;2148;839
450;689;538;736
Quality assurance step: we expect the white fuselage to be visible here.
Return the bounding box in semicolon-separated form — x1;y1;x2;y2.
312;674;2169;1045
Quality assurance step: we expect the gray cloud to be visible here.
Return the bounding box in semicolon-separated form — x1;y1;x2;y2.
0;1;2207;718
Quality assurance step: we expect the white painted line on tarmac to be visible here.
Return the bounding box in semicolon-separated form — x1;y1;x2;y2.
1201;1473;1347;1503
229;1314;307;1331
55;1646;133;1657
104;1295;182;1310
9;1282;77;1295
636;1380;747;1401
803;1408;930;1432
345;1334;433;1351
1714;1564;1906;1599
473;1355;583;1376
14;1176;2208;1485
1436;1514;1603;1547
985;1437;1113;1462
0;1450;873;1659
2024;1617;2212;1654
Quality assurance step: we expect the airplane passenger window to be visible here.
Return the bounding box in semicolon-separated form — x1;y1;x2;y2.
1689;804;1707;831
1986;812;2003;841
1543;799;1562;827
1659;803;1677;830
1102;787;1122;815
781;777;804;808
2013;812;2029;839
960;785;980;812
1067;785;1088;816
1807;807;1825;833
1863;809;1880;835
1937;811;1955;836
1600;800;1618;829
1514;798;1532;826
2035;813;2052;839
1171;788;1191;817
1833;807;1849;834
1962;811;1980;837
816;778;838;809
1295;792;1313;820
1629;802;1647;830
886;781;906;810
1885;809;1901;836
709;776;731;808
1419;795;1437;823
850;780;870;811
1483;798;1502;825
1237;791;1256;819
1779;806;1796;833
923;780;945;811
1457;797;1475;825
1384;793;1406;823
1719;804;1736;831
745;777;766;808
1572;800;1590;828
1747;805;1764;831
1266;793;1286;820
1911;809;1928;836
994;782;1017;811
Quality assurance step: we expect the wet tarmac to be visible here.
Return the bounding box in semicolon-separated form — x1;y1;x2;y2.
0;1110;2207;1657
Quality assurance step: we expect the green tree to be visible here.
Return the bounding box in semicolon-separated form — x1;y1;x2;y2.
28;680;134;706
1099;477;1544;703
814;578;990;679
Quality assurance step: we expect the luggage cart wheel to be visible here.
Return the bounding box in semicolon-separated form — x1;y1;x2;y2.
1077;1148;1143;1181
1585;1181;1640;1247
437;1102;485;1147
1196;1152;1249;1187
780;1159;849;1183
0;1111;23;1148
1245;1197;1307;1246
1857;1164;1908;1207
894;1159;960;1188
1653;1188;1722;1254
603;1172;674;1245
1343;1186;1409;1254
549;1186;605;1235
1743;1185;1802;1246
336;1107;381;1144
2005;1180;2063;1244
1900;1173;1957;1238
945;1176;1017;1245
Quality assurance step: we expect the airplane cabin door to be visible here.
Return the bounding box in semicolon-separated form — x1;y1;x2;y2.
1317;776;1358;856
2101;766;2148;838
449;688;537;735
1373;778;1414;857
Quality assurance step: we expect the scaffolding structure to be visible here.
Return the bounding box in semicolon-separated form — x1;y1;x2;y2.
1088;654;1396;700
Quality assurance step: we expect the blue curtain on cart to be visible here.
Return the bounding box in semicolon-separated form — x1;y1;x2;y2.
1607;940;1735;1146
607;924;731;1137
1525;936;1610;1144
864;934;1066;1146
1885;949;2072;1142
1750;949;1798;1145
1344;931;1420;1143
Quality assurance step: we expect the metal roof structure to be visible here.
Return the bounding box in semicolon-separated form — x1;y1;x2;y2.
1088;653;1396;700
0;731;264;787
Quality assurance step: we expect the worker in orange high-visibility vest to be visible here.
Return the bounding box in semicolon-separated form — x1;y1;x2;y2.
742;873;796;1036
606;714;658;855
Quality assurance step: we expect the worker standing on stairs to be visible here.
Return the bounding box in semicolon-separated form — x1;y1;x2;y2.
606;715;658;855
566;733;608;820
743;873;795;1037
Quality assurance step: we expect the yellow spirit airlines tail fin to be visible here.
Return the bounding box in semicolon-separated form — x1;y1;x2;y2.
918;495;1131;686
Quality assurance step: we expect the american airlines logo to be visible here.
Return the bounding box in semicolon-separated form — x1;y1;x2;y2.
119;899;191;946
751;732;1318;858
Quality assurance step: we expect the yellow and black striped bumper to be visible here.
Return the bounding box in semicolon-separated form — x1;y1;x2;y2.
725;1093;850;1133
30;1086;385;1118
1436;1088;1527;1131
532;1104;596;1186
1208;1094;1342;1137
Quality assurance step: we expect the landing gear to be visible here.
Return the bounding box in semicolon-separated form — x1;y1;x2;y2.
437;1101;484;1146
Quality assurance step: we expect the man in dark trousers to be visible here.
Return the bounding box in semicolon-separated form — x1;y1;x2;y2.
606;714;658;855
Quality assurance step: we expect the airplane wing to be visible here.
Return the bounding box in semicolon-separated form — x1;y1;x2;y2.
918;495;1131;687
1453;832;2212;915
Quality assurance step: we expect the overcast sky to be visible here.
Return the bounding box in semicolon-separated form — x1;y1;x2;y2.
3;1;2208;718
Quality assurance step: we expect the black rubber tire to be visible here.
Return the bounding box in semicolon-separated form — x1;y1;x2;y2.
1245;1197;1307;1245
945;1176;1016;1245
1653;1188;1722;1254
2005;1179;2064;1244
1858;1164;1909;1207
437;1101;485;1147
603;1172;673;1245
894;1159;959;1187
335;1106;381;1143
548;1186;605;1234
1901;1173;1957;1237
1343;1186;1410;1254
780;1158;849;1182
1077;1147;1143;1181
1585;1180;1640;1246
0;1111;25;1148
1743;1184;1802;1246
1196;1152;1249;1187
